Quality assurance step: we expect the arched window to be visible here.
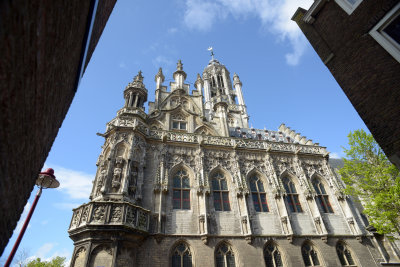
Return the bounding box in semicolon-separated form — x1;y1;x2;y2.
212;172;230;211
249;175;269;212
172;243;192;267
302;242;321;267
173;170;190;209
312;179;333;213
217;74;224;87
211;77;217;88
336;242;357;266
215;243;235;267
282;177;302;212
264;243;283;267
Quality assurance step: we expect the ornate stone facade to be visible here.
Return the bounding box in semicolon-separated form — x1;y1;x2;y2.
69;58;390;266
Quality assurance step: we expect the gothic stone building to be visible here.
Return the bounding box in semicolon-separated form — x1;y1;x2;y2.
68;58;390;267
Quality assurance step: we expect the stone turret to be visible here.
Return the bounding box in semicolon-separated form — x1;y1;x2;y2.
124;71;147;109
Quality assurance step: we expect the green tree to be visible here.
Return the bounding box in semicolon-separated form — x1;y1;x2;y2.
339;129;400;236
26;256;66;267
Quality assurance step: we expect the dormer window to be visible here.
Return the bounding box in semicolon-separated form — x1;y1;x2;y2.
172;114;187;130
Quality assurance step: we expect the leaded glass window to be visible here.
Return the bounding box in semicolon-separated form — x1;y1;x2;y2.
212;172;230;211
337;242;357;266
173;170;190;209
215;243;235;267
172;243;192;267
282;177;302;212
302;242;321;266
264;243;283;267
312;179;333;213
249;175;269;212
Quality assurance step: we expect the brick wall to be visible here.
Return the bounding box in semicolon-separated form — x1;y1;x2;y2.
293;0;400;166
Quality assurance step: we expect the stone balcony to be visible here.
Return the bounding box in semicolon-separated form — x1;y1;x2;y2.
68;201;150;233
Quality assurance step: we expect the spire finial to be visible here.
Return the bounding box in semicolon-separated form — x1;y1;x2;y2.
134;70;143;82
177;60;183;71
208;47;214;60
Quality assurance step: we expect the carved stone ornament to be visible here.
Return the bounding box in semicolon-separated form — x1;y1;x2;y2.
92;205;106;222
110;206;122;222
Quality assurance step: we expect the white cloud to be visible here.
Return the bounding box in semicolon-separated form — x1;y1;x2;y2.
152;55;174;67
15;202;31;232
182;0;313;65
45;165;94;200
167;27;178;34
27;243;72;265
330;152;341;159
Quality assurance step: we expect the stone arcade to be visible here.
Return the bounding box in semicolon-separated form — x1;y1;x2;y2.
68;57;390;266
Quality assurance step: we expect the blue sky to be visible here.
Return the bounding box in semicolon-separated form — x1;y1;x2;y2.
1;0;369;264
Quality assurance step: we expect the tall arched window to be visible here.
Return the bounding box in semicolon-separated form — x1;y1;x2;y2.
336;242;357;267
212;172;230;211
312;178;333;213
302;242;321;267
215;243;235;267
282;177;302;212
173;170;190;209
264;243;283;267
217;74;224;87
249;175;269;212
172;243;192;267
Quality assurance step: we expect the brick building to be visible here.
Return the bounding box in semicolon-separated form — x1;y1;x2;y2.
68;57;396;266
292;0;400;169
0;0;116;255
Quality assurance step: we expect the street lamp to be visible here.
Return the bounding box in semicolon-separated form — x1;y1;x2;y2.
4;168;60;267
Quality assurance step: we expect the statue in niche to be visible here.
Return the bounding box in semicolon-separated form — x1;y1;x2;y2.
128;165;138;197
96;169;107;196
111;158;124;192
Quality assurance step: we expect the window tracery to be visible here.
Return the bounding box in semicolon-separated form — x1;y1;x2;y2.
215;243;235;267
212;172;231;211
172;114;187;130
282;177;302;212
336;242;357;266
264;243;283;267
312;178;333;213
173;170;190;209
172;242;192;267
302;242;321;267
249;175;269;212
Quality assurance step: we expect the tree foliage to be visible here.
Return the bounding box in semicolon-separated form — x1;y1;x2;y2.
26;256;66;267
339;129;400;236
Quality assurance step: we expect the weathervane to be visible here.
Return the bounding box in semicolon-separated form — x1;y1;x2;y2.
208;46;215;60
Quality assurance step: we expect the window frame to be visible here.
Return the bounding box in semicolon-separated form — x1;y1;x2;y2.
264;243;283;267
249;175;269;212
172;170;191;210
312;178;334;213
215;243;236;267
171;242;192;267
334;0;363;15
212;172;231;212
282;177;302;213
369;3;400;63
302;242;322;267
336;242;357;267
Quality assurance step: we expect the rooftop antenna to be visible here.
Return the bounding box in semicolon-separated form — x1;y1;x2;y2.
208;47;215;60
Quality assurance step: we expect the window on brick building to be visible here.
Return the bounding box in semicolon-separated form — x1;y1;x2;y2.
312;178;333;213
334;0;363;15
215;243;236;267
172;242;192;267
249;175;269;212
370;3;400;63
264;243;283;267
302;242;321;267
282;177;302;212
336;242;357;267
173;170;190;209
212;172;231;211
